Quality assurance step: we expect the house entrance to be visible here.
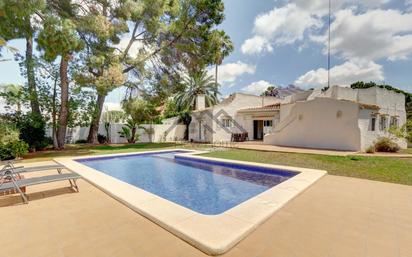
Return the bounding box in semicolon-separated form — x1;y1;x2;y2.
253;120;264;140
253;120;273;140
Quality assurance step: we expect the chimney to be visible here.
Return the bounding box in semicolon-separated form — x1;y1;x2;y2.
195;94;206;111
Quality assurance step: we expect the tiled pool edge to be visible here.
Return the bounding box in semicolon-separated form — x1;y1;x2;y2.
55;149;327;255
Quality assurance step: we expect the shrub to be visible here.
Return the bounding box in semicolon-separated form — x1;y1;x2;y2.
0;145;13;160
406;119;412;143
0;141;29;160
0;123;20;145
97;134;107;144
16;112;46;151
365;145;375;153
374;137;400;152
75;139;87;144
118;119;140;143
37;137;53;150
0;122;29;160
9;141;29;159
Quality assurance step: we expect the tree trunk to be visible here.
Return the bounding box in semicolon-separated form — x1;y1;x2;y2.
25;35;41;115
131;126;136;143
104;123;111;144
214;64;218;99
56;54;70;149
52;76;59;149
87;94;106;144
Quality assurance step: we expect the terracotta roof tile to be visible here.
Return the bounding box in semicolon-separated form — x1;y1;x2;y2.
238;103;281;112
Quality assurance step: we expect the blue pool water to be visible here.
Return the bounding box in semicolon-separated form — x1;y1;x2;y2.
78;151;297;215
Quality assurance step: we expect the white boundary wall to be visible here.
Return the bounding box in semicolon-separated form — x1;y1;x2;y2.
46;123;186;144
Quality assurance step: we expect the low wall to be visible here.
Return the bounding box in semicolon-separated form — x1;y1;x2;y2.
46;123;186;144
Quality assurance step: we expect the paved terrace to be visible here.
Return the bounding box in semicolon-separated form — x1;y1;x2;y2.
1;161;411;257
220;141;412;158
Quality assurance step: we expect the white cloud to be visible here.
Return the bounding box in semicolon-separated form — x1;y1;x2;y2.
323;9;412;61
241;80;275;95
241;36;272;55
294;60;384;88
212;61;256;85
241;0;394;55
241;3;322;54
294;0;389;15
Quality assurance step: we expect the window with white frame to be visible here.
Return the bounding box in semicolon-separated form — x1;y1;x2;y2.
379;115;387;131
390;116;399;128
263;120;273;127
221;118;232;128
370;116;376;131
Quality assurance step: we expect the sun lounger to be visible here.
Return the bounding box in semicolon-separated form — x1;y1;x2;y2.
0;162;65;175
0;163;80;204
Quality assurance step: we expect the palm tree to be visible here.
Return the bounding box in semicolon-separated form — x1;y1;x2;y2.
175;70;219;110
211;31;234;97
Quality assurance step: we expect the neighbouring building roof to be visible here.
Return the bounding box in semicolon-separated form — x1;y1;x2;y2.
276;85;306;98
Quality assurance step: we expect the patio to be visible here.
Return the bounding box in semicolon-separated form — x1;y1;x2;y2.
1;161;411;257
229;141;358;156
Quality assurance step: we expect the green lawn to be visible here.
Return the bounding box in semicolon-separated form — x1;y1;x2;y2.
400;148;412;154
202;149;412;186
21;142;180;162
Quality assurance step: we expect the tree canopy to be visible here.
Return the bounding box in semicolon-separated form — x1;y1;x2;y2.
0;0;233;149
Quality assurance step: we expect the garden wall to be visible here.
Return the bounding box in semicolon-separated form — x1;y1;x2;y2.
46;123;186;144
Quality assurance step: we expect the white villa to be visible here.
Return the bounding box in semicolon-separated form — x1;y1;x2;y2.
189;86;407;151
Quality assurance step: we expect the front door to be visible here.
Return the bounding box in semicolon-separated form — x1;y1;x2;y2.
253;120;264;140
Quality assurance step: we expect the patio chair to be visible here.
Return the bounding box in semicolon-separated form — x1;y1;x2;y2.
0;163;80;204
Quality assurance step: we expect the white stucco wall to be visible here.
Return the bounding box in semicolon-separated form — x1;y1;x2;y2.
264;98;362;151
188;93;280;142
189;109;214;142
322;85;406;114
279;103;294;121
47;123;186;144
358;108;407;150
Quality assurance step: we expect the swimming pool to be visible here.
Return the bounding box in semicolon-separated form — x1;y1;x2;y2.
77;151;297;215
57;149;326;255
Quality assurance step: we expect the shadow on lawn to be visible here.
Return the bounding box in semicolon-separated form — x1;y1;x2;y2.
22;143;180;161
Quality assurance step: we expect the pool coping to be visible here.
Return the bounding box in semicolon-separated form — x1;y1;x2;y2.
55;149;326;255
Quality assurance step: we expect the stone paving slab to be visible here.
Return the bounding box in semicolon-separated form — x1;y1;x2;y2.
0;161;411;257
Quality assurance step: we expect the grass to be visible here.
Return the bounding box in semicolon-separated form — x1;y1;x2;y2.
21;142;180;162
400;148;412;154
202;149;412;186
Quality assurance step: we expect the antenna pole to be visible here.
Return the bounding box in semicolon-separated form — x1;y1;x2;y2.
328;0;331;88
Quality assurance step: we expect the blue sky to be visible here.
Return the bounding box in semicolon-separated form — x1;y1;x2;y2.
217;0;412;96
1;0;412;104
